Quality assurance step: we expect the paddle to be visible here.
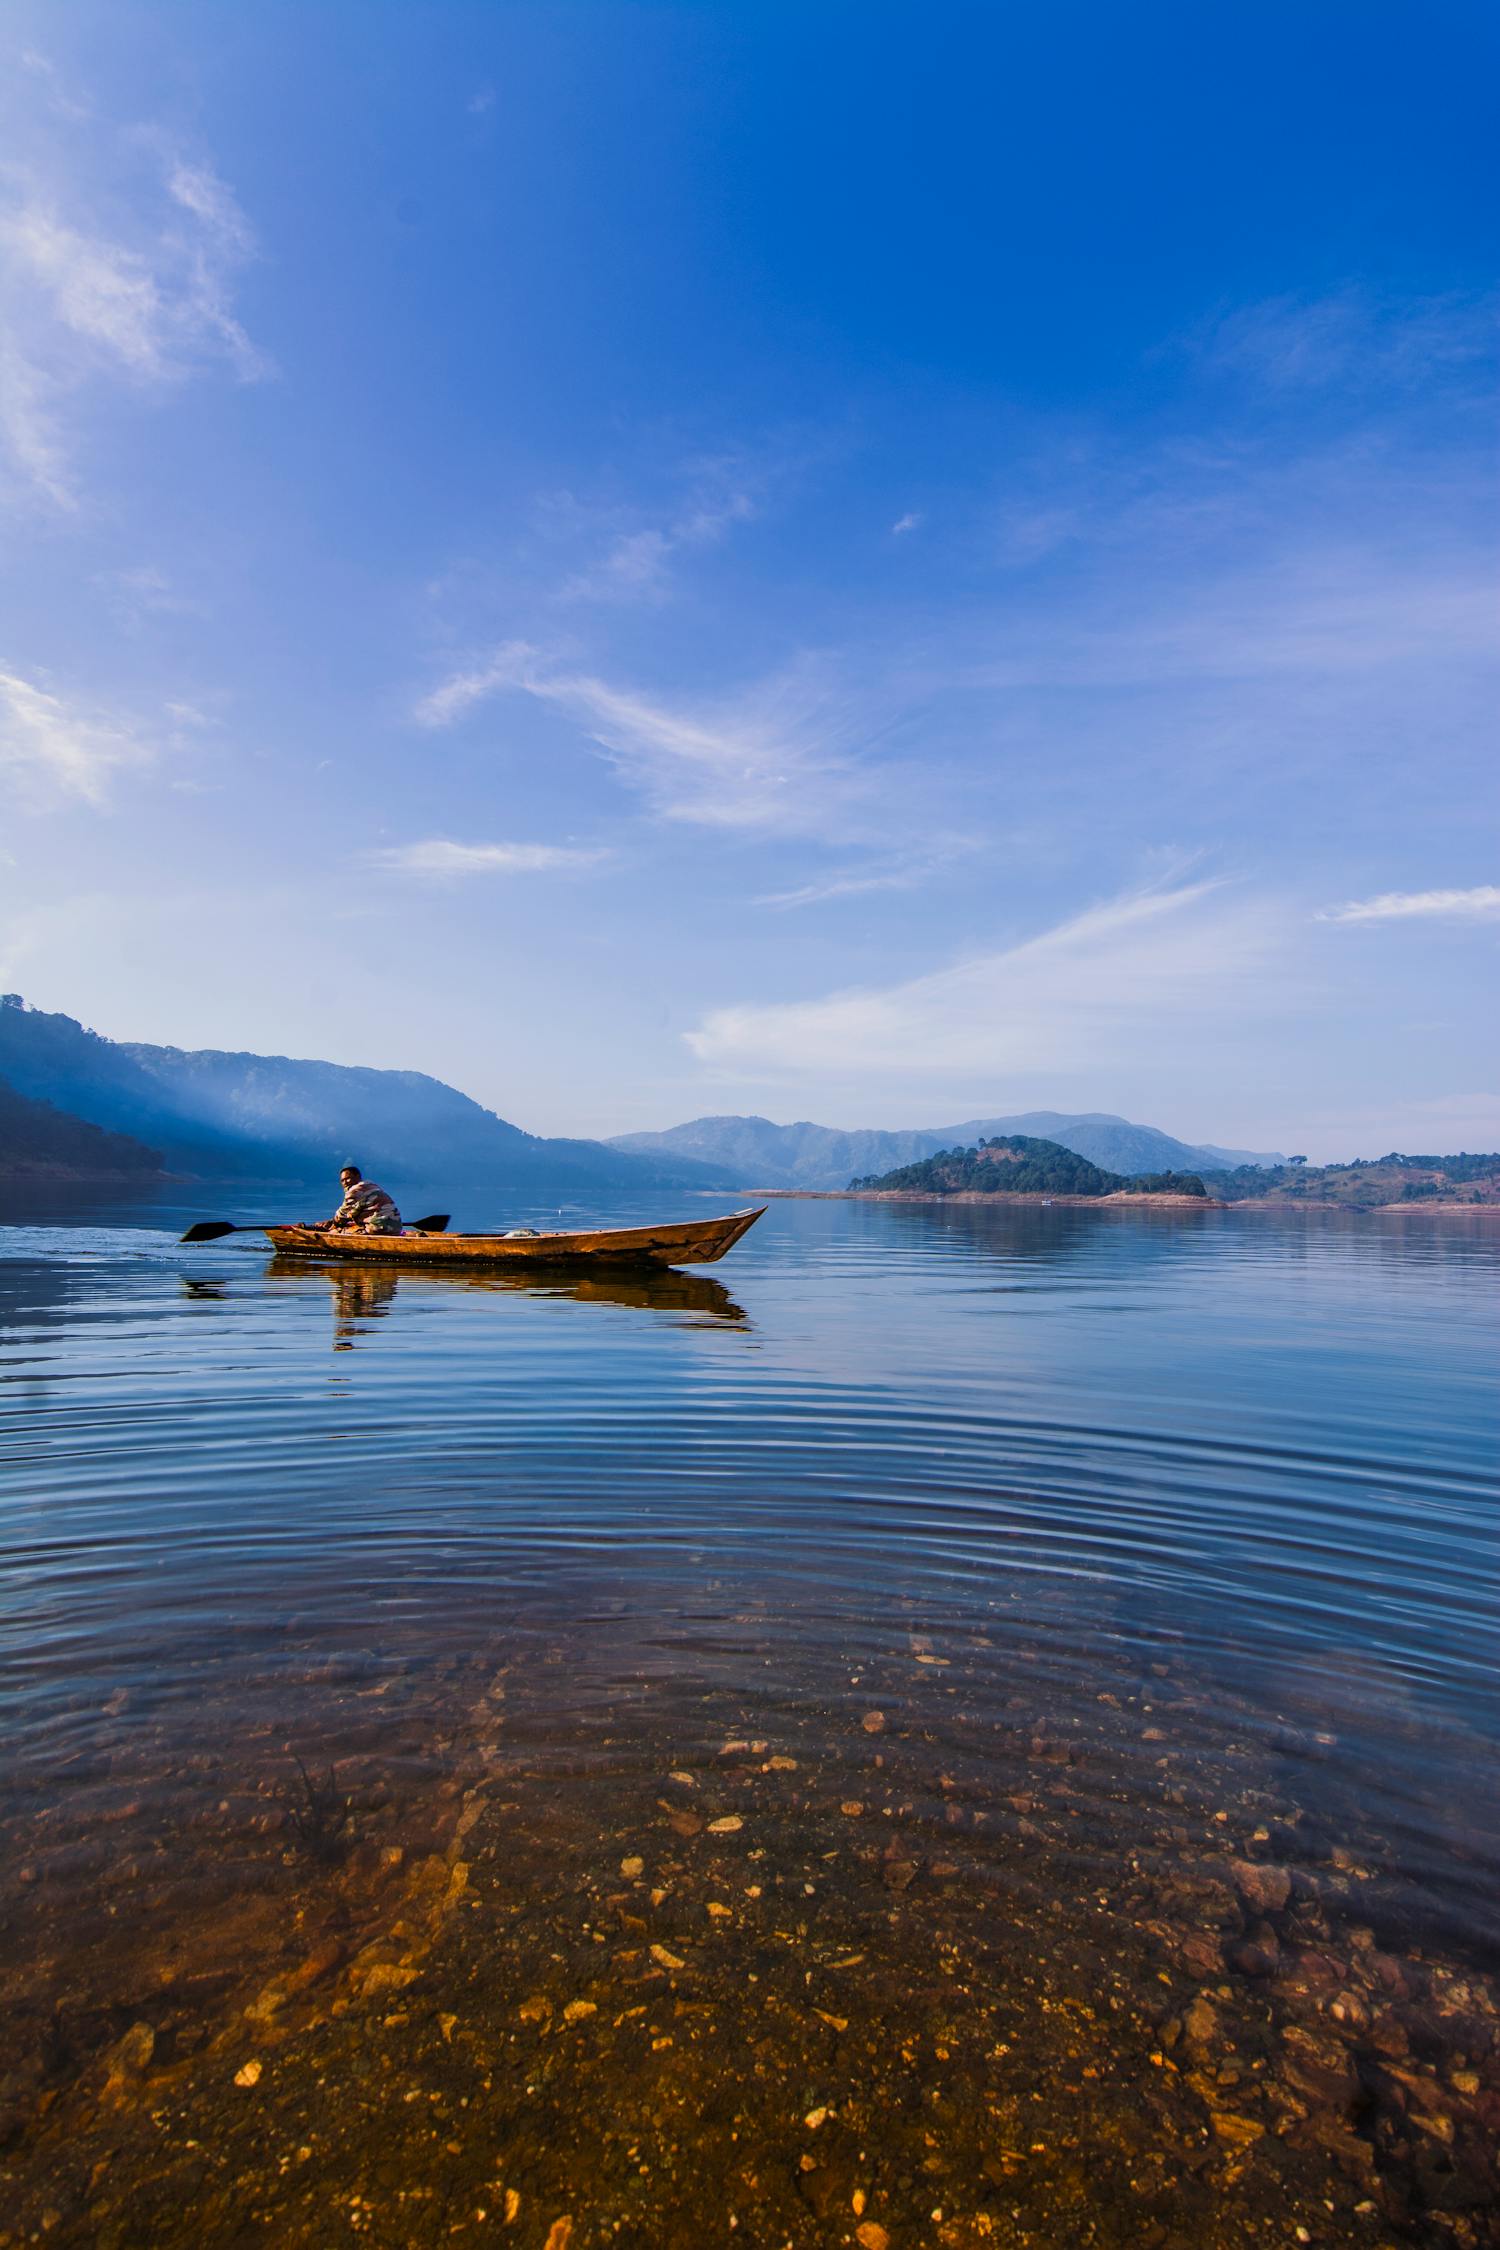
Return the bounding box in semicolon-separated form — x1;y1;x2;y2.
180;1214;450;1245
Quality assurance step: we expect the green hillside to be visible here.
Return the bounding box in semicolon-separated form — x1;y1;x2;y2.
1211;1153;1500;1207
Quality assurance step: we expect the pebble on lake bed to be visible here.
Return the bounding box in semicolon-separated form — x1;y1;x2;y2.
7;1210;1499;2250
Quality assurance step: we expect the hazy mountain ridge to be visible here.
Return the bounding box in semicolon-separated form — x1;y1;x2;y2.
0;999;733;1193
608;1111;1283;1190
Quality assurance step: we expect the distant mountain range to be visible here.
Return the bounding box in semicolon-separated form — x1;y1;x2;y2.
0;995;1288;1198
608;1110;1284;1189
0;998;733;1194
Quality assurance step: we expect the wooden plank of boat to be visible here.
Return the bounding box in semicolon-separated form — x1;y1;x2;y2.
264;1206;766;1269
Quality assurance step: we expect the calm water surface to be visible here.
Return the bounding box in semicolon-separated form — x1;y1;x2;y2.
1;1194;1497;2248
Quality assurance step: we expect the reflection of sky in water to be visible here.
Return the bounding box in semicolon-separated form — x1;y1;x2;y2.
2;1194;1498;1833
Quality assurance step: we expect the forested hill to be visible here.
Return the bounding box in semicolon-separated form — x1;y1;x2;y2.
0;1078;163;1179
851;1136;1209;1197
1210;1154;1500;1207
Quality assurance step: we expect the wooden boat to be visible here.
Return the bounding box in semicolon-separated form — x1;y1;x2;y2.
263;1206;765;1271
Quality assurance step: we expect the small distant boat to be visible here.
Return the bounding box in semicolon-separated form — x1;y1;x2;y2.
264;1207;766;1271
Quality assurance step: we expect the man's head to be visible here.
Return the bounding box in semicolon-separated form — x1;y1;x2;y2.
340;1165;362;1186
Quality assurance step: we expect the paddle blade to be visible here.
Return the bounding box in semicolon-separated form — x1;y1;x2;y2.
180;1221;237;1244
411;1213;450;1233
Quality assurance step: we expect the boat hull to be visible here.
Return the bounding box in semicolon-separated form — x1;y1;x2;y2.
264;1207;765;1269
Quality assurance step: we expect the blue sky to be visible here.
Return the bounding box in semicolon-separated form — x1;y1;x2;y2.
1;1;1495;1158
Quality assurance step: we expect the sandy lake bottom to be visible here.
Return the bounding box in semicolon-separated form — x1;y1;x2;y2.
2;1195;1497;2247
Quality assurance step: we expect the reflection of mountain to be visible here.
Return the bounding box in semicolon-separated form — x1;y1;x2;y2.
609;1110;1283;1189
266;1255;748;1339
0;996;733;1196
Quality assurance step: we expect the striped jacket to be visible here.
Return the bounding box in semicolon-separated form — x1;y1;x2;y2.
332;1178;402;1233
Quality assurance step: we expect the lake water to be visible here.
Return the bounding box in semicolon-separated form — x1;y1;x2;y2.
2;1192;1497;2248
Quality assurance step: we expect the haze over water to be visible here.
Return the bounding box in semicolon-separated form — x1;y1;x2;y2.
2;1194;1497;2247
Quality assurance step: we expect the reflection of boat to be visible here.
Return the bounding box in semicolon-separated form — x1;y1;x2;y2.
267;1256;748;1328
537;1268;747;1320
265;1207;764;1270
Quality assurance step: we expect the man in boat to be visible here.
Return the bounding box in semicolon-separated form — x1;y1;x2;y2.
319;1165;403;1235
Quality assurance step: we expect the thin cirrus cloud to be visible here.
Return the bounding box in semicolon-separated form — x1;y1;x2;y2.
0;666;151;805
688;881;1285;1079
559;478;757;604
0;65;269;507
754;854;951;910
373;839;609;877
1316;886;1500;925
755;867;917;910
1191;288;1496;396
415;643;873;837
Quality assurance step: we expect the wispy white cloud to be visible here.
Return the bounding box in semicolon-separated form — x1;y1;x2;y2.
1193;288;1496;395
753;846;965;909
890;512;921;537
372;838;608;877
1316;885;1500;925
756;866;925;909
18;50;92;125
0;667;151;805
688;881;1284;1077
0;71;270;506
417;645;877;836
559;467;757;603
412;641;537;728
100;563;208;626
975;552;1496;690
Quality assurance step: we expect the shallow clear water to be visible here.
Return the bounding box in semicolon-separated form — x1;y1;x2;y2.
2;1193;1497;2247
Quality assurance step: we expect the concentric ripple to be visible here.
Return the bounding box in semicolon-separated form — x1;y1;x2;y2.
1;1194;1498;2244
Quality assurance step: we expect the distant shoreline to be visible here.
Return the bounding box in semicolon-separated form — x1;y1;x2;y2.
763;1188;1217;1206
0;1163;172;1185
759;1189;1499;1213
